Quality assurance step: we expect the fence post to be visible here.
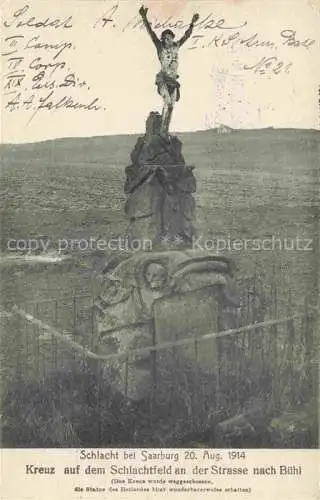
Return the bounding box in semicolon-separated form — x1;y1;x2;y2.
169;344;178;418
215;337;221;410
52;300;58;369
124;354;129;399
149;318;157;424
15;314;23;382
192;338;200;428
24;312;29;377
303;297;316;404
90;295;95;351
34;302;40;377
96;361;103;445
286;316;296;407
269;322;280;411
72;294;77;361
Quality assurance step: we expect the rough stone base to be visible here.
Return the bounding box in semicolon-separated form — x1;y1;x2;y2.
124;112;197;246
94;250;240;400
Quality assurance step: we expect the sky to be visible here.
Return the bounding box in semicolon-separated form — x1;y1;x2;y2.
1;0;320;143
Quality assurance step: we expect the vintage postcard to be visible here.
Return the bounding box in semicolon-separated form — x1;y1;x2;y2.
0;0;319;498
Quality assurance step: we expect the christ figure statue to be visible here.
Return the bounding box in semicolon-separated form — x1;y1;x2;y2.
139;6;199;138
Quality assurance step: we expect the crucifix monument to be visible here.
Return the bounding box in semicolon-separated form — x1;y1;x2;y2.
94;6;240;400
124;6;200;246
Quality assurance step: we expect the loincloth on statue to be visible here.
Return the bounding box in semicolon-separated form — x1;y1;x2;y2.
155;71;181;102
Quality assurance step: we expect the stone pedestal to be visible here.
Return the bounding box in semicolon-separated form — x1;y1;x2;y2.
93;112;242;401
124;112;196;246
94;250;240;400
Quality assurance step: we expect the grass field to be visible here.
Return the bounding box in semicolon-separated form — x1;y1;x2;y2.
1;128;319;447
1;129;319;311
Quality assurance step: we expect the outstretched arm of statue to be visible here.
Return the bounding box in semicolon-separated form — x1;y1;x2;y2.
139;5;160;48
177;13;199;46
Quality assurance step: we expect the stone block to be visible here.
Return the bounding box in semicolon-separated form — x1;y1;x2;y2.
146;111;162;136
153;288;221;371
124;174;164;219
94;250;240;401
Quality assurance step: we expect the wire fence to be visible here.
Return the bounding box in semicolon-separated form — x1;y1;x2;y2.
1;275;317;447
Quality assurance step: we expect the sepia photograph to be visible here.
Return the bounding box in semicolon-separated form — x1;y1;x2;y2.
1;0;319;461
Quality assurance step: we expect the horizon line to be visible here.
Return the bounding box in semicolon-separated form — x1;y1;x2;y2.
1;126;319;147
